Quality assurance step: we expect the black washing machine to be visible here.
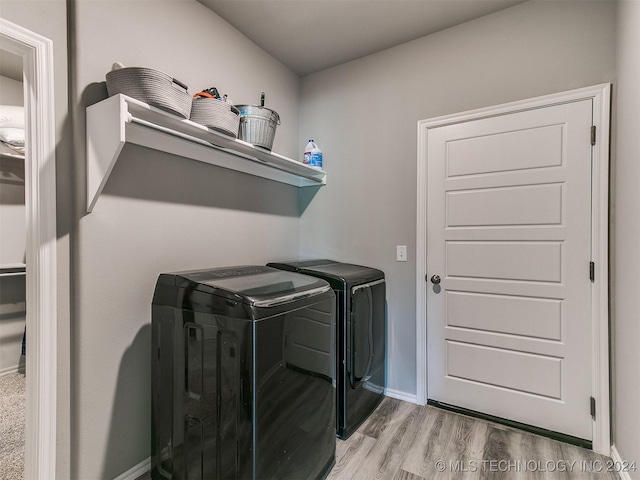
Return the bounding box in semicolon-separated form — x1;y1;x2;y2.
151;266;336;480
267;260;385;439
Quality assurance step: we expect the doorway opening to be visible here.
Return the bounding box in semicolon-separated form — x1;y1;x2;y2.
415;84;611;455
0;18;58;479
0;46;27;478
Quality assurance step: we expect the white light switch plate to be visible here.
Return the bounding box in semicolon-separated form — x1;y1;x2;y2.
397;245;407;262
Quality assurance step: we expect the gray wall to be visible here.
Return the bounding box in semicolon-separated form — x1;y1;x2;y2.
0;274;25;374
0;75;23;105
299;0;616;396
69;0;302;477
613;0;640;475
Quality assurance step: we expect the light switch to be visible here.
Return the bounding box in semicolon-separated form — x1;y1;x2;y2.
397;245;407;262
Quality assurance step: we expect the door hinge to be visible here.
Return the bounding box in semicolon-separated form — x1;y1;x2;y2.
589;262;595;282
591;125;597;146
590;396;596;419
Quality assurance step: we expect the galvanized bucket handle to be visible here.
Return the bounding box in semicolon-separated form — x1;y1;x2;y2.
260;92;281;124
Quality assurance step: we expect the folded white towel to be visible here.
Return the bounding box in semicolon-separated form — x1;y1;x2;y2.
0;140;24;157
0;105;24;129
0;127;25;146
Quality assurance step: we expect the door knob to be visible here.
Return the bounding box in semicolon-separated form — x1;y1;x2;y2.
430;275;441;285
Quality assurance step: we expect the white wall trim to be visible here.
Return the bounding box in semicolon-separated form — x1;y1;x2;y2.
589;83;611;456
0;18;58;479
610;445;634;480
385;388;418;404
415;117;428;407
113;456;151;480
416;84;611;454
0;365;23;377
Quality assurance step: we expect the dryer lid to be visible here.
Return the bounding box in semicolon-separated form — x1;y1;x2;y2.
171;266;331;306
282;262;384;286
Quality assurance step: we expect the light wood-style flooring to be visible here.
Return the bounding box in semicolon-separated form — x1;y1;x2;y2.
329;397;620;480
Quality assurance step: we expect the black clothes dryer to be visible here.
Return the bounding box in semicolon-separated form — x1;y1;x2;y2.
267;260;385;440
151;266;336;480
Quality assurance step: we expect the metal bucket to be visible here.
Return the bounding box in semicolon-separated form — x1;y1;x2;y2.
236;104;280;151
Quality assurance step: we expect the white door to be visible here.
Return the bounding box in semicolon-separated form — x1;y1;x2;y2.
426;99;593;440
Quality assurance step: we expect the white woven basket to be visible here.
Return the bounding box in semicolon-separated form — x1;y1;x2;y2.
106;67;192;118
190;98;240;138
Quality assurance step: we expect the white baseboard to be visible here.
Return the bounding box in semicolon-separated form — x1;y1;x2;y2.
0;365;21;376
610;445;634;480
113;457;150;480
384;388;418;404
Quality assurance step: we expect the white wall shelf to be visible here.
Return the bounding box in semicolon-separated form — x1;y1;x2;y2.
86;94;326;212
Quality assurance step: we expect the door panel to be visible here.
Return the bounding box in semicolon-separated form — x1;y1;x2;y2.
446;124;564;177
446;341;562;399
446;241;563;282
427;100;593;440
446;291;562;340
446;183;563;227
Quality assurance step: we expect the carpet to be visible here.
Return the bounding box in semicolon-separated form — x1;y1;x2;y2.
0;372;25;480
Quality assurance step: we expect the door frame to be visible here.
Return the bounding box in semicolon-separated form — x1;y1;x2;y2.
416;84;611;455
0;18;58;478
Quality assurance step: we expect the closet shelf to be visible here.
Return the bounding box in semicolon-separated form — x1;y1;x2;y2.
0;153;24;161
0;263;26;277
86;94;327;212
0;142;25;161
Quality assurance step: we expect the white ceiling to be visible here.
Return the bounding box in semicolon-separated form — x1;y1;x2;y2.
199;0;528;76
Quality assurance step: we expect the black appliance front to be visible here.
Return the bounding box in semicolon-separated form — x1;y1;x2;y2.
151;266;336;480
267;260;386;440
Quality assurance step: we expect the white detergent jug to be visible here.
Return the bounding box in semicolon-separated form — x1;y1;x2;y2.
304;140;323;169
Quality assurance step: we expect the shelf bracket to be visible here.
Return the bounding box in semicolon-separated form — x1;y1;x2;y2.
86;95;128;212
